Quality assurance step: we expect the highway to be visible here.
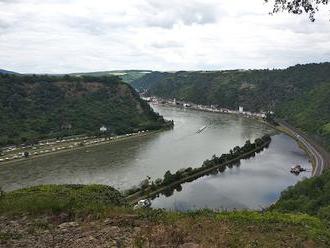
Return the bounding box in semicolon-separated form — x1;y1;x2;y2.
278;120;327;176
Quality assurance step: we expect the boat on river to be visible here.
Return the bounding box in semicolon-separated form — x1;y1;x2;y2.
290;165;306;174
196;125;207;133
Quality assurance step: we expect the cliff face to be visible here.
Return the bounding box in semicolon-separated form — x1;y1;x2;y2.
0;74;166;146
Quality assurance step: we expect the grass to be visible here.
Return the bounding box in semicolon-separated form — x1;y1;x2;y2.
0;231;21;241
0;184;126;217
134;209;330;247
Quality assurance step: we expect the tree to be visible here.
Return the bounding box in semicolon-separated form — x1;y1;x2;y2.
0;187;4;198
154;178;163;186
24;151;30;158
163;170;174;184
139;179;149;189
265;0;329;21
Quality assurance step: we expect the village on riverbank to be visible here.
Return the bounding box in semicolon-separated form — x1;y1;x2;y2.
142;96;270;119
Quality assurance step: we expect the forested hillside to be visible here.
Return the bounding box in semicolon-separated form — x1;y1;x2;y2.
132;63;330;149
272;170;330;222
0;74;167;146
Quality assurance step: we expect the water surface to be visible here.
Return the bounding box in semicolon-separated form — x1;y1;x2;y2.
0;104;311;210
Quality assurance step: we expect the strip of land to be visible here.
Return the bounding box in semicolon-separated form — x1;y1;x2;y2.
126;139;271;204
0;130;162;166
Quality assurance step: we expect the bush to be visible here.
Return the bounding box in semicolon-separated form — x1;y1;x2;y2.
271;170;330;222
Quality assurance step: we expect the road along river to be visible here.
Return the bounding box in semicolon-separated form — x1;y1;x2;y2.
0;104;312;210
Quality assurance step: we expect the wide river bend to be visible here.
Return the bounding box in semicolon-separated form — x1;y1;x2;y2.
0;104;311;210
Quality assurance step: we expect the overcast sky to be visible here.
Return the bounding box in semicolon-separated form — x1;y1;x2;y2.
0;0;330;73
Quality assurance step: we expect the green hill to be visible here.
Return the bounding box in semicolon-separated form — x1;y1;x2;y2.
271;170;330;222
132;63;330;149
0;74;167;146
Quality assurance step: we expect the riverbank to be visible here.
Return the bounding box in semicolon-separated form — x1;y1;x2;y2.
126;136;271;204
150;98;266;121
151;97;328;177
268;120;329;176
0;129;167;166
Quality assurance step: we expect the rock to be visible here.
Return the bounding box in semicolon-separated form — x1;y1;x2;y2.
58;222;79;229
134;226;141;233
179;243;200;248
104;218;113;224
108;226;120;234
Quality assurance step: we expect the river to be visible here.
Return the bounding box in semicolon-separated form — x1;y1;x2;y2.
0;104;311;210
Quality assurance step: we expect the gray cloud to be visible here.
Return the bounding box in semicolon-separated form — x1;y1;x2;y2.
141;0;219;28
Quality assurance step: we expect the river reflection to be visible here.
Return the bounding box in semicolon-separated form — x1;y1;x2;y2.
151;133;311;210
0;104;311;210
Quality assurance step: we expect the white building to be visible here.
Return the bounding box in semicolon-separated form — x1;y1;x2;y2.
239;106;244;113
100;126;107;132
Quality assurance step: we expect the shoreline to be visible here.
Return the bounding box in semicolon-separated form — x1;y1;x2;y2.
2;102;325;180
126;139;271;204
0;129;166;166
153;101;326;177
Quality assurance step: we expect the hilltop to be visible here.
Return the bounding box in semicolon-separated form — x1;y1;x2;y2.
0;74;167;146
0;69;18;75
70;70;153;84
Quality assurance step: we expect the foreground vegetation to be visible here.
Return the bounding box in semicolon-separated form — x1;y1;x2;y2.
271;169;330;223
0;185;126;217
132;63;330;150
1;182;330;247
0;74;168;146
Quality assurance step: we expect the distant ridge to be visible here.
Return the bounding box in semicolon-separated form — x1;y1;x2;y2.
70;70;153;84
0;68;18;74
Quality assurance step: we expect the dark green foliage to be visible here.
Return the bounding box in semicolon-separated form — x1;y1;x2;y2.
132;63;330;150
0;74;167;146
277;82;330;150
271;170;330;222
